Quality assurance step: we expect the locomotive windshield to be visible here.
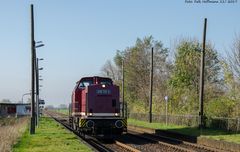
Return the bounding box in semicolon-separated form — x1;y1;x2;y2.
79;79;93;88
99;78;112;85
77;77;113;89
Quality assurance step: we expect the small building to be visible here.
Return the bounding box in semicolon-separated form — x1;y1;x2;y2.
0;103;31;117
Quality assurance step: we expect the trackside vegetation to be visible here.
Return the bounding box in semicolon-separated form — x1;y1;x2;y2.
101;35;240;118
13;117;92;152
128;118;240;144
0;117;29;152
101;35;240;132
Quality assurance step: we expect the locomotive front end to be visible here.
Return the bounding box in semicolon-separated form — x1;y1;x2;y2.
83;83;126;136
70;76;127;137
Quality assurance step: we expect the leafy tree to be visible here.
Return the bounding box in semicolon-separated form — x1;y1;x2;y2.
169;39;222;115
113;36;169;112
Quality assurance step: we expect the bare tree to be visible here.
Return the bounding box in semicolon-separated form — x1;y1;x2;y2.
0;99;11;103
226;34;240;117
228;34;240;80
101;60;120;81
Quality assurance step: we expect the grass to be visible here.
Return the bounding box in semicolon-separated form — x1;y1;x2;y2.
0;117;29;152
204;134;240;144
128;118;186;130
13;117;92;152
55;109;69;115
0;117;21;126
128;118;240;144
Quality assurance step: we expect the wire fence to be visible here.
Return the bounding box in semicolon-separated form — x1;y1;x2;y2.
206;117;240;132
128;113;240;132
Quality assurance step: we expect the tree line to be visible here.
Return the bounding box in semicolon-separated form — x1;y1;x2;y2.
101;35;240;118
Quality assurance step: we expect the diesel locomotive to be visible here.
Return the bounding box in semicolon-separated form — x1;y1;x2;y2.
69;76;127;137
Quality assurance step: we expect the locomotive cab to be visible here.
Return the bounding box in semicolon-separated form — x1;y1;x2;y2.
70;76;127;137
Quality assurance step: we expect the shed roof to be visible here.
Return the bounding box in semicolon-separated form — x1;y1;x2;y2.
0;103;30;106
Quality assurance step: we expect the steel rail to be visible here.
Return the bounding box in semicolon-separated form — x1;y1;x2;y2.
115;140;141;152
127;131;195;152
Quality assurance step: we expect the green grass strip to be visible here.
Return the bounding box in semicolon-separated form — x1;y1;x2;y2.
13;117;92;152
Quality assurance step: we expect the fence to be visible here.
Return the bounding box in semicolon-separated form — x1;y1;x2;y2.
129;113;240;132
206;117;240;132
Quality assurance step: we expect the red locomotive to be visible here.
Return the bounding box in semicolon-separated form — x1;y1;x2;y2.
69;76;127;137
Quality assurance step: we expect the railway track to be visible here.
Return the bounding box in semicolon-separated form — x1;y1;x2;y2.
45;110;223;152
44;110;138;152
125;131;224;152
127;127;226;152
116;133;191;152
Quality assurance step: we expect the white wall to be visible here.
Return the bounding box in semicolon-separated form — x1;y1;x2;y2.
16;105;31;116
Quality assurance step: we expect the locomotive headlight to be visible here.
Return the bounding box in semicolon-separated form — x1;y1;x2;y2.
102;84;106;88
115;120;123;128
89;113;93;116
114;113;119;116
86;120;94;128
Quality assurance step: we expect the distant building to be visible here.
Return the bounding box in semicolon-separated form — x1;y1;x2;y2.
0;103;31;117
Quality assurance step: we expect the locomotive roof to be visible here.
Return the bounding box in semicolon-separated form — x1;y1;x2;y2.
76;76;112;84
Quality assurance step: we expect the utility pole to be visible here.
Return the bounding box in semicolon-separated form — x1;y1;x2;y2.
30;4;35;134
199;18;207;129
149;47;153;123
122;59;125;118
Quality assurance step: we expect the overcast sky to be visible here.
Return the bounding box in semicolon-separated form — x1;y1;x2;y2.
0;0;239;106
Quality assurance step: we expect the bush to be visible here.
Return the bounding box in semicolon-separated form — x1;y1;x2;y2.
206;97;236;118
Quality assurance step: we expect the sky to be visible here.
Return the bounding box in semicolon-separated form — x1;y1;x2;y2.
0;0;239;106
